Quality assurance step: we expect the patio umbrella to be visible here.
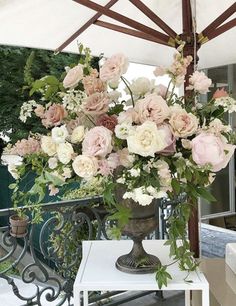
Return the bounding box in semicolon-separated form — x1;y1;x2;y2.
0;0;235;69
0;0;235;257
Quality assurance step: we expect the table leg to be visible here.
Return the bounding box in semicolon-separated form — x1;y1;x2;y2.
185;290;191;306
73;290;81;306
83;291;89;306
202;287;209;306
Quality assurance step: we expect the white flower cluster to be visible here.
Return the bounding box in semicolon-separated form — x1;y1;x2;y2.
214;96;236;113
19;100;37;122
123;186;166;206
61;90;86;113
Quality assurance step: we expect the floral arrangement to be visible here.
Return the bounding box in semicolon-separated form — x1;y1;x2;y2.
7;44;236;287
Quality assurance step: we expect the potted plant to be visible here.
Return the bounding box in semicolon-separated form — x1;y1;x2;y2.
9;213;29;238
6;43;236;288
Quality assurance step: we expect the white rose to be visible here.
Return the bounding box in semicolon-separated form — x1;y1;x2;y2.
71;126;85;144
48;157;58;169
63;64;84;88
56;142;74;164
127;77;154;97
127;121;166;157
115;123;134;140
72;155;98;180
51;125;68;144
41;136;57;156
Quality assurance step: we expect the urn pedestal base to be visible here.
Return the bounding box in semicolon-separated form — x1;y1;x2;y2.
116;239;161;274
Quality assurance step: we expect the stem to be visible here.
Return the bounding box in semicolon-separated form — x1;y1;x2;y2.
121;76;135;107
164;79;172;100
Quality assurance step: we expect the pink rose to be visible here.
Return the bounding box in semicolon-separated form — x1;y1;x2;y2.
117;108;139;124
63;64;83;88
169;108;198;138
82;126;112;158
187;71;212;94
42;104;67;128
82;70;106;96
82;92;109;116
157;124;176;155
213;88;229;99
100;53;129;82
192;132;235;172
96;114;118;131
135;93;170;125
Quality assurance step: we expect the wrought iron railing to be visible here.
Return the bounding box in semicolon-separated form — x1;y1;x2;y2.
0;196;177;305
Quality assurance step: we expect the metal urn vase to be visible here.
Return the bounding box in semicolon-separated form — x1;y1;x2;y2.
115;187;161;274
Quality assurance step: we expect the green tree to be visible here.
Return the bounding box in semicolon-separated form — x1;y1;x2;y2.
0;46;98;144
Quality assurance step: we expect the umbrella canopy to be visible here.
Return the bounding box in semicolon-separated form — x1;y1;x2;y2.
0;0;235;68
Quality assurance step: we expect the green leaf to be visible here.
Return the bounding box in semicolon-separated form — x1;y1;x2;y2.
9;183;17;190
171;179;180;194
44;171;65;186
197;187;216;202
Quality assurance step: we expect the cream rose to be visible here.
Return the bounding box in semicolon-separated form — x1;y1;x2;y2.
71;126;85;143
169;109;198;138
127;121;166;157
72;155;98;179
135;93;170;125
63;64;83;88
41;136;57;156
56;142;74;164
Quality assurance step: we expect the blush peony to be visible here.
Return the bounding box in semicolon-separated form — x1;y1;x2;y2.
192;132;235;172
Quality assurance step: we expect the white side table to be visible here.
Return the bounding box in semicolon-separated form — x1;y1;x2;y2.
73;240;209;306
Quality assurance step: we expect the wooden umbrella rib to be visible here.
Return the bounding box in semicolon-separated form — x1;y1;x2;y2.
94;20;171;46
73;0;173;46
128;0;178;39
55;0;119;52
182;0;192;33
202;2;236;37
206;18;236;42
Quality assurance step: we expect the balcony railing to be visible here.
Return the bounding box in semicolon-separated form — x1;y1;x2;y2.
0;196;178;305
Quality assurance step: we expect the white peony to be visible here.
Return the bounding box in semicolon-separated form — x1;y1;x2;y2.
71;126;85;143
41;136;57;156
72;155;98;180
51;125;69;144
56;142;74;164
127;121;166;157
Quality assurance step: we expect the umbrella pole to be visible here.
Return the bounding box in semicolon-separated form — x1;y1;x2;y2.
182;0;200;258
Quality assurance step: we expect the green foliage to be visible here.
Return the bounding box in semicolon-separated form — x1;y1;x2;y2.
0;46;98;143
